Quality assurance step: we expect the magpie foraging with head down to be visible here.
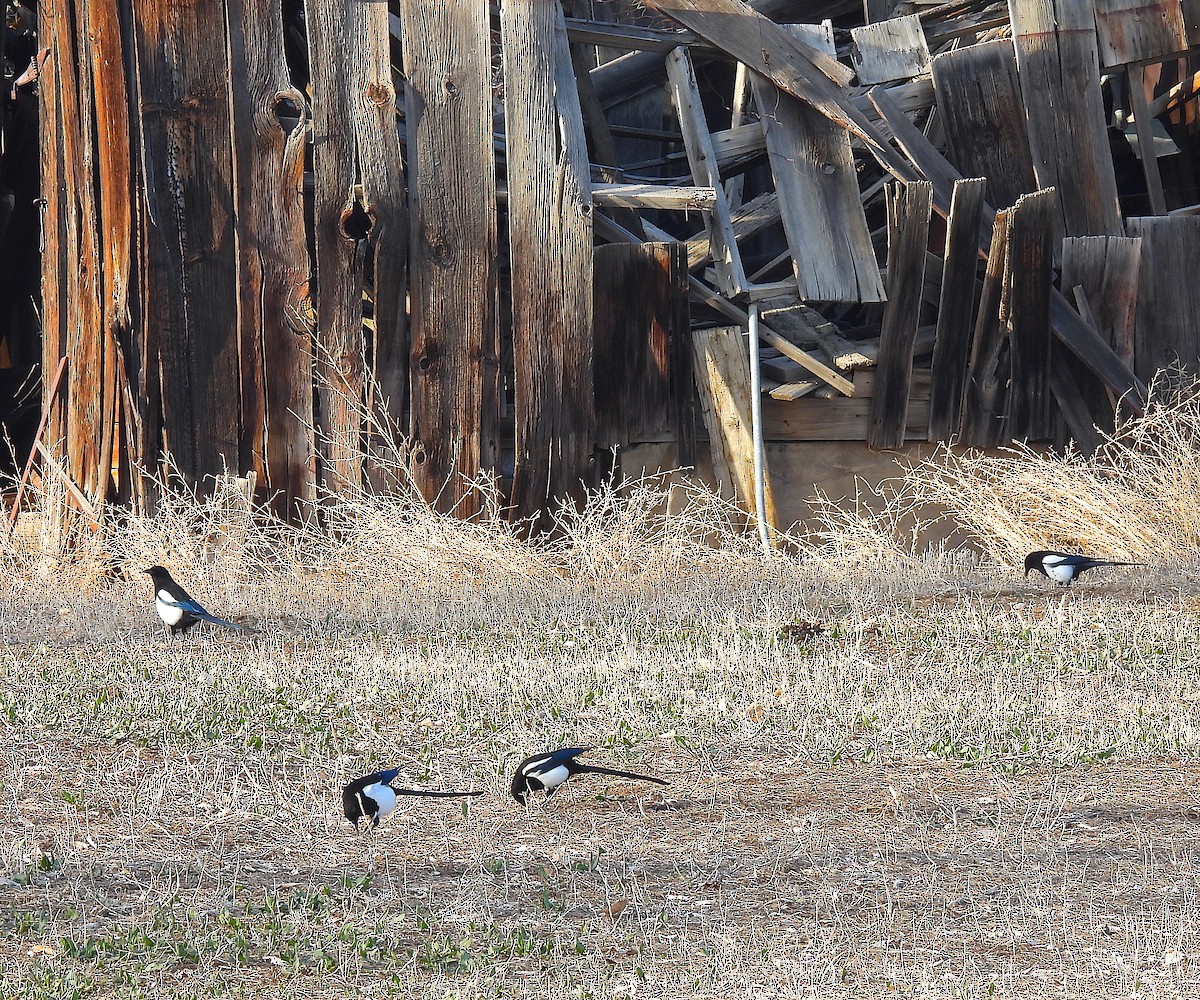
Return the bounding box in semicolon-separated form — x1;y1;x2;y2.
342;768;482;829
143;565;255;635
510;746;669;805
1024;550;1143;586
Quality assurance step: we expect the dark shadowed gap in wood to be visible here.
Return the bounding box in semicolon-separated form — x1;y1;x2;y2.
869;180;933;451
502;0;595;527
928;176;987;441
403;0;497;517
960;209;1011;447
1004;188;1056;442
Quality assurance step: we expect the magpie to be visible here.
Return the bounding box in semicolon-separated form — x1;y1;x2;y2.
342;768;482;829
142;565;253;634
510;746;669;804
1024;550;1143;586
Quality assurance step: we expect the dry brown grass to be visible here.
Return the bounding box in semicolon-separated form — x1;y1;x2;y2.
4;395;1200;997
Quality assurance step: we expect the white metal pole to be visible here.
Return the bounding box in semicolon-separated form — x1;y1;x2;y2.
747;304;771;554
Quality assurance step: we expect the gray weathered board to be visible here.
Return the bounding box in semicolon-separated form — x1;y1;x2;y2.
403;0;497;516
850;14;931;85
1093;0;1188;65
1127;216;1200;383
931;41;1035;211
749;24;884;302
502;0;595;518
1008;0;1122;238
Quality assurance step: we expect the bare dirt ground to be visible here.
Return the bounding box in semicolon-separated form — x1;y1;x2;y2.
3;558;1200;998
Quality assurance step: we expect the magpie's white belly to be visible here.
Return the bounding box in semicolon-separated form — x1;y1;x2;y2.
1043;560;1076;584
155;590;184;626
367;782;398;822
532;764;570;792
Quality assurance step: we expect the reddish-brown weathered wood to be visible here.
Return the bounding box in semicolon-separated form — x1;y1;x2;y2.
403;0;497;516
960;209;1011;447
502;0;595;522
228;0;315;517
869;180;933;451
135;0;241;485
593;242;689;450
305;0;365;491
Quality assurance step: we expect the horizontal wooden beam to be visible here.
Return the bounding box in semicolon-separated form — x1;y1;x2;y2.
592;182;717;210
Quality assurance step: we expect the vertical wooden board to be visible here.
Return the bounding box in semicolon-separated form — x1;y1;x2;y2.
1128;216;1200;382
305;0;364;491
348;0;408;431
928;177;987;442
403;0;497;517
502;0;595;522
1060;236;1141;368
690;325;778;527
135;0;240;484
931;41;1036;211
1094;0;1187;66
1182;0;1200;44
1008;0;1122;238
593;242;688;449
960;210;1012;447
869;180;933;450
1003;189;1056;441
1127;65;1168;216
850;14;931;85
750;25;885;303
227;0;314;517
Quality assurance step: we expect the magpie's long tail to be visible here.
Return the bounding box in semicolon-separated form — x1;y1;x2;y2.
1083;560;1145;569
195;610;258;632
392;788;483;797
576;765;670;786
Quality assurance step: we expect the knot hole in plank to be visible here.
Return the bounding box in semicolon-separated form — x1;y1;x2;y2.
271;92;305;133
364;81;393;108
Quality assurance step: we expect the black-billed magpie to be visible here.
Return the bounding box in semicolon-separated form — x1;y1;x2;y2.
510;746;669;804
142;565;253;634
1024;550;1143;586
342;768;482;829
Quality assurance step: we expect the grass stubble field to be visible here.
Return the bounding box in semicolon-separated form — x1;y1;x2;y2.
4;397;1200;999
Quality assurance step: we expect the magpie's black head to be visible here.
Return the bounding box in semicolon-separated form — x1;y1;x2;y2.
1023;552;1044;576
342;783;368;828
143;565;172;583
510;771;530;805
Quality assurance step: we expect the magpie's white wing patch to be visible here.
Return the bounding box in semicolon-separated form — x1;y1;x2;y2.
155;590;185;626
1041;557;1076;583
529;764;571;792
366;782;399;822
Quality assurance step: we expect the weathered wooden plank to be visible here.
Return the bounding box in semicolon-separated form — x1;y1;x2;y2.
682;191;779;271
1094;0;1187;65
404;0;496;516
850;14;931;85
749;25;885;303
227;0;314;517
593;242;689;451
1127;65;1169;216
1008;0;1122;237
666;47;749;297
929;177;987;442
869;181;933;450
1060;236;1142;369
1127;215;1200;383
931;41;1036;211
502;0;595;521
136;0;241;486
1003;189;1057;441
853;367;933;397
691;325;779;525
305;0;364;490
761;394;931;440
960;209;1011;447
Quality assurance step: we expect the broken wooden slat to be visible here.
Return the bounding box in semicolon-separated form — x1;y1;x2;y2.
502;0;595;520
960;209;1012;447
682;191;779;271
749;25;885;303
593;242;689;450
1048;352;1106;452
1127;65;1169;216
666;47;750;296
228;0;314;517
691;325;780;527
928;177;987;442
850;14;931;85
1008;0;1122;238
591;183;718;210
404;0;497;516
1003;189;1057;442
137;0;241;485
1093;0;1187;65
869;181;933;450
931;41;1035;211
1127;215;1200;384
564;16;698;51
761;395;931;440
